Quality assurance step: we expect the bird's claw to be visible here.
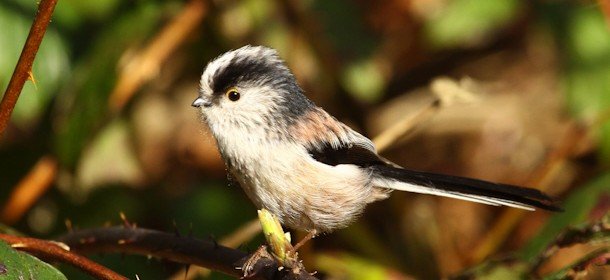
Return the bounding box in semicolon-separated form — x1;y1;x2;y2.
239;245;273;279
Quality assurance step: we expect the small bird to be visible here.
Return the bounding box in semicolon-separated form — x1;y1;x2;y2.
193;45;560;236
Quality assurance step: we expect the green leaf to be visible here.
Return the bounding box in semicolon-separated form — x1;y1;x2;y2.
520;173;610;261
0;240;67;279
476;263;527;280
455;259;528;280
424;0;521;48
315;253;409;280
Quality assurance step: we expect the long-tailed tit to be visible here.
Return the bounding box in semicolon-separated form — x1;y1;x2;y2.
192;45;560;234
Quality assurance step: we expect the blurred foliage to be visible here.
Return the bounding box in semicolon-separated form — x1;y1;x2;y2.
424;0;521;48
560;6;610;164
315;253;400;280
2;0;610;279
53;2;167;169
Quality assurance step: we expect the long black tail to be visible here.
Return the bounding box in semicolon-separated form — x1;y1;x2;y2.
371;165;562;211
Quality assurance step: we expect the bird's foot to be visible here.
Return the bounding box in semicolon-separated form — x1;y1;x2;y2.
239;245;273;279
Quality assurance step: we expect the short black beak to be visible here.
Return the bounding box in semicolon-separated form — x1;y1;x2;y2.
192;97;207;108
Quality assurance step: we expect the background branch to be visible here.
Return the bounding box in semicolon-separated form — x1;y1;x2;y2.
58;226;317;280
1;156;57;224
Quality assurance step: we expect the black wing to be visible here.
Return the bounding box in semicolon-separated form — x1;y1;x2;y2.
307;142;562;212
308;142;386;167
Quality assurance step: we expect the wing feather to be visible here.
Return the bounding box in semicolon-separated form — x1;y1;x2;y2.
306;139;561;212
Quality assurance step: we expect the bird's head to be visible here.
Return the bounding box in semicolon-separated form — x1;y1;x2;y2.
193;45;313;137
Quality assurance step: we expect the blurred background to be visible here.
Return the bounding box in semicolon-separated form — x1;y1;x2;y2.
1;0;610;279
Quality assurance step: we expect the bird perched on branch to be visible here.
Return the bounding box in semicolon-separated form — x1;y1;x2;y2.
192;45;561;237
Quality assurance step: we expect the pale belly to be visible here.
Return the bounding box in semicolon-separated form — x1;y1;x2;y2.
229;157;385;233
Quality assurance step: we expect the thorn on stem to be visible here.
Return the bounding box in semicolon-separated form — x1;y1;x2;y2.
65;219;73;232
184;264;191;280
119;212;136;228
27;71;38;90
173;220;181;237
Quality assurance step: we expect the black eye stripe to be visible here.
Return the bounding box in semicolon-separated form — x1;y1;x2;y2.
211;56;279;94
205;47;315;125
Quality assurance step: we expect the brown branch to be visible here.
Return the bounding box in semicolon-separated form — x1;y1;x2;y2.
0;0;58;136
1;156;58;224
58;226;317;280
0;234;127;280
169;219;262;280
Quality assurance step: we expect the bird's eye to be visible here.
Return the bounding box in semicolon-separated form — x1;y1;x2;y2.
226;88;240;102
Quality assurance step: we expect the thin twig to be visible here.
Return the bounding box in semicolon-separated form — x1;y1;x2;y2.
0;234;127;280
373;77;481;152
469;122;587;264
0;0;58;136
1;156;57;224
109;0;207;111
373;99;440;153
58;226;317;280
